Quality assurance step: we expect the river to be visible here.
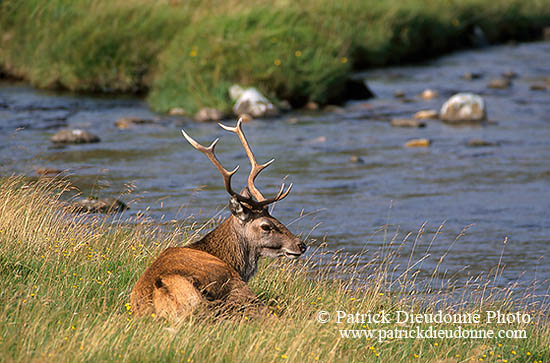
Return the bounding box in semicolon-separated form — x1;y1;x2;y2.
1;41;549;297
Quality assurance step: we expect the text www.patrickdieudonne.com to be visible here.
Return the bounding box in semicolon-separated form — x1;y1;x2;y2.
316;310;530;342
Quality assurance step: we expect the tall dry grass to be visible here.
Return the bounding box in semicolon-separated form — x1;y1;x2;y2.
0;176;549;362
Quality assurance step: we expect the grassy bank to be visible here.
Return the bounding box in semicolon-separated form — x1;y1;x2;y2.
1;1;550;114
0;177;549;361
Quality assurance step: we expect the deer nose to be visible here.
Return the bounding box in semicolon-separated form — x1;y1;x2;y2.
299;241;307;253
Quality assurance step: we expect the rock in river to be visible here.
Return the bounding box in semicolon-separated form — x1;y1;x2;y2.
305;101;319;111
35;167;63;176
530;84;548;91
414;110;439;119
405;138;431;148
115;117;155;129
419;89;439;99
391;118;426;128
229;85;278;118
501;71;518;79
488;78;511;89
462;72;483;80
73;197;128;214
440;93;487;123
394;90;406;98
50;129;100;144
168;107;187;116
194;108;224;122
467;138;499;147
349;155;365;164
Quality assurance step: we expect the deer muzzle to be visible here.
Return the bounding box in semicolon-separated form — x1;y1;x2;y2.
282;240;307;259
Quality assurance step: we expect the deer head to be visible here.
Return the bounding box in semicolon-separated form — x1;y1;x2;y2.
181;119;306;268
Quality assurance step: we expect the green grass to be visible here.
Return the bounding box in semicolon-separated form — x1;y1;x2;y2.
0;176;549;361
1;0;550;113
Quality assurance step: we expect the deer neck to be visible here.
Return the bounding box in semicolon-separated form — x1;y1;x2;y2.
189;216;259;282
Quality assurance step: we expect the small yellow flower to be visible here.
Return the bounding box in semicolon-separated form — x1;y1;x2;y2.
526;352;531;356
414;353;419;358
498;343;502;347
512;350;516;355
341;57;348;64
281;354;288;359
295;50;302;57
274;59;281;66
502;360;507;363
434;342;438;346
151;313;156;318
190;50;197;57
350;297;355;301
379;292;384;296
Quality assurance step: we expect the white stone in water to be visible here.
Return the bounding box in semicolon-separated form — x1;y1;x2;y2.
229;85;245;101
72;129;83;136
229;85;278;118
440;93;487;123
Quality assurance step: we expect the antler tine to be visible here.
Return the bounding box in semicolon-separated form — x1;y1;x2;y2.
181;129;241;198
218;118;275;202
258;183;292;207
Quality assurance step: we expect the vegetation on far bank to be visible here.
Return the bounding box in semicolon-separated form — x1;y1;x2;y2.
0;176;549;362
1;0;550;114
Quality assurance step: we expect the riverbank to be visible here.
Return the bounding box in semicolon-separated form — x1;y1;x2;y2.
1;0;549;115
1;177;549;361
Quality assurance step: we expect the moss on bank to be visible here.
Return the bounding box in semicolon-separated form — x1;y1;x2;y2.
1;0;549;112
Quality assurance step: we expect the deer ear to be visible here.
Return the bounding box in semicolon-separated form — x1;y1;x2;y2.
229;196;251;223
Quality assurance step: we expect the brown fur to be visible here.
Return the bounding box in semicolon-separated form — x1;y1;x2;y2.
131;243;257;317
130;210;305;318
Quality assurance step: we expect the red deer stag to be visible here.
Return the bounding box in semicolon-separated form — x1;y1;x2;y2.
131;118;306;318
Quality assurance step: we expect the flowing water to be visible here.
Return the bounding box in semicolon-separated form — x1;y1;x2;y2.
1;42;549;296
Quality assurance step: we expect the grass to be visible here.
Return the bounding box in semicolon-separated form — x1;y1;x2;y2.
1;0;550;114
1;176;549;362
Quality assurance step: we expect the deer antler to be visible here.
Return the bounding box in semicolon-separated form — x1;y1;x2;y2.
219;118;292;207
181;129;256;208
182;118;291;209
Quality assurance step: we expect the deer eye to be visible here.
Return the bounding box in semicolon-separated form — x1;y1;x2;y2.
260;223;272;232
